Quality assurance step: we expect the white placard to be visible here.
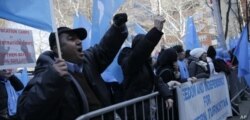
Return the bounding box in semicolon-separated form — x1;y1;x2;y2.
177;74;232;120
0;28;36;69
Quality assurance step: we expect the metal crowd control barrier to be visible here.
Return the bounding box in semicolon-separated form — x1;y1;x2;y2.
76;71;248;120
76;92;175;120
228;68;249;116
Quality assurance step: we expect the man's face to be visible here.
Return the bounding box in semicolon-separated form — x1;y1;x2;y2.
59;32;84;64
178;52;185;60
0;69;12;78
173;61;178;71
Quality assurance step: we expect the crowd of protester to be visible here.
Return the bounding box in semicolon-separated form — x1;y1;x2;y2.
0;12;241;120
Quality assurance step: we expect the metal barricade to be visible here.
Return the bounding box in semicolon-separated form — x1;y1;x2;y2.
76;72;243;120
76;92;176;120
228;68;249;116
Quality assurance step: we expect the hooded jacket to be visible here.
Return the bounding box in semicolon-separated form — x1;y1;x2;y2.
17;25;128;120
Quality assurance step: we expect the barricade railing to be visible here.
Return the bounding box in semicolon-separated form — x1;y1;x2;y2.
228;68;249;116
76;92;176;120
76;72;248;120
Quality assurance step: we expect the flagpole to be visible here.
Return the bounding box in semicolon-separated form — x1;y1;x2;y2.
49;0;62;59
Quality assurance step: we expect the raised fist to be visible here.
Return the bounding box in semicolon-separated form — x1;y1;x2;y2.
154;15;165;31
113;13;128;27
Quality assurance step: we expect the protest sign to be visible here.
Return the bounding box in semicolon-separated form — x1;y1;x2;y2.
0;28;36;69
177;74;232;120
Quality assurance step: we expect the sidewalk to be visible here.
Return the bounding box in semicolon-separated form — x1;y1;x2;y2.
227;93;250;120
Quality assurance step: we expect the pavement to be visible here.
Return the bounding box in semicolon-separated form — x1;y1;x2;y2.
227;91;250;120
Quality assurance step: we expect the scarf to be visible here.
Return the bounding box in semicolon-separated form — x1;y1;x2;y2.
66;62;82;73
178;60;189;81
0;78;18;116
196;60;208;71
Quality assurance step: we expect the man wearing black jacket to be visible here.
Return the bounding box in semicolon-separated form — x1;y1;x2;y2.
17;13;128;120
118;16;174;120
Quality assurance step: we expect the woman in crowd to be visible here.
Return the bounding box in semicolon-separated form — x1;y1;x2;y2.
188;48;210;79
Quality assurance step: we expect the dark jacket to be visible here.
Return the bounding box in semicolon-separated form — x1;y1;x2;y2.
17;25;128;120
118;27;171;100
0;75;23;120
213;59;231;75
155;48;179;120
207;46;230;75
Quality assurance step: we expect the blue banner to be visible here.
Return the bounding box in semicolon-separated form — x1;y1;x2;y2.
73;14;92;50
0;0;53;32
234;26;249;77
183;16;200;50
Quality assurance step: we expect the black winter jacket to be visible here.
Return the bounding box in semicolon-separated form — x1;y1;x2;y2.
118;27;171;100
17;25;128;120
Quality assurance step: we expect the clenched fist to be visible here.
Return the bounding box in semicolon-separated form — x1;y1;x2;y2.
113;13;128;27
154;15;165;31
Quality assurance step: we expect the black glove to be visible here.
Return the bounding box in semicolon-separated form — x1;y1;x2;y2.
113;13;127;27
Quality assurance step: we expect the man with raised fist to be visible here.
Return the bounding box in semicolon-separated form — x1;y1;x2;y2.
17;13;128;120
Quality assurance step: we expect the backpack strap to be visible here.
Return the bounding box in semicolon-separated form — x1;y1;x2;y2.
157;68;171;77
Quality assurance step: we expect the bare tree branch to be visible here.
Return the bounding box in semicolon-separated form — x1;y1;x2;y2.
225;0;232;39
55;0;67;26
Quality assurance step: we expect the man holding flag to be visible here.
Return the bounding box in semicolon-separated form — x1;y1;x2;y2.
17;13;128;120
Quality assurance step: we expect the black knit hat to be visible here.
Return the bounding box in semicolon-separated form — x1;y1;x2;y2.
49;27;87;50
207;46;216;59
157;48;177;67
172;45;184;53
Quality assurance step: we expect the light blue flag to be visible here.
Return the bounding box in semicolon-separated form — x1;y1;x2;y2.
183;16;200;50
112;0;125;13
134;23;147;34
101;54;124;83
244;64;250;87
73;14;92;50
91;0;124;45
91;0;113;45
15;68;29;95
20;68;29;87
234;26;249;77
91;0;124;83
5;80;18;116
0;0;53;32
248;44;250;59
229;37;239;50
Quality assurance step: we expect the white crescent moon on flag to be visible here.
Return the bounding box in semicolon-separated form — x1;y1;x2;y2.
97;1;104;24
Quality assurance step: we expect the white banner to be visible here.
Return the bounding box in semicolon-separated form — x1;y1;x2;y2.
177;74;232;120
0;28;36;69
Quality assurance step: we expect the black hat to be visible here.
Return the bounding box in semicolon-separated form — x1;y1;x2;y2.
172;45;184;53
157;48;177;67
49;27;87;50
